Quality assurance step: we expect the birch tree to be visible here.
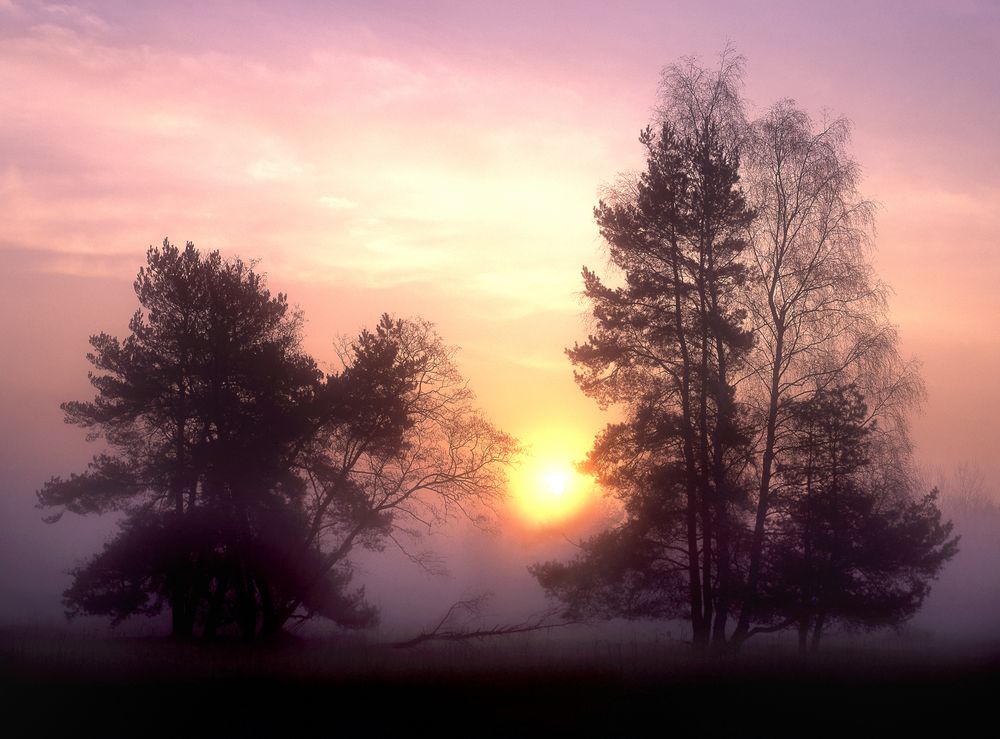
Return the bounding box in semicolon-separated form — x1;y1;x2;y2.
732;101;924;643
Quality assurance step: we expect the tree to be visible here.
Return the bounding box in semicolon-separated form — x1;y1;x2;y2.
730;99;925;644
533;52;957;652
533;52;754;651
758;384;958;651
39;241;327;637
263;315;519;635
39;240;517;640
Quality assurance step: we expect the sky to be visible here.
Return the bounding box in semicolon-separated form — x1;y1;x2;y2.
1;0;998;633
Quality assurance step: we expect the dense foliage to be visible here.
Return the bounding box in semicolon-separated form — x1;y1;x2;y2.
39;240;517;640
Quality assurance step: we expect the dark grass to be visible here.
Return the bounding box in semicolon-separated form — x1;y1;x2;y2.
3;628;999;737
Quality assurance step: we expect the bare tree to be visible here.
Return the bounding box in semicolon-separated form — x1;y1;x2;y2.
732;101;923;643
268;316;520;634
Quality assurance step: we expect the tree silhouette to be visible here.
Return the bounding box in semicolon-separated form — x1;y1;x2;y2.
534;52;754;651
39;240;517;640
263;315;519;636
533;52;957;651
758;385;958;650
731;99;924;644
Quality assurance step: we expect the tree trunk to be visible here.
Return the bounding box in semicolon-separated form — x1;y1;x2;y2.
235;564;258;643
698;319;714;642
171;603;193;639
733;326;785;643
798;617;811;654
258;580;284;640
810;614;826;652
709;273;733;649
203;571;229;640
668;236;706;651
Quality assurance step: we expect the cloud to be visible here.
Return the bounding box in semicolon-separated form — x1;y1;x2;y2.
0;16;619;321
41;2;109;32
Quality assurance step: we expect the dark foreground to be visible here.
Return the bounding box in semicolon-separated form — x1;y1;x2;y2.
2;629;998;737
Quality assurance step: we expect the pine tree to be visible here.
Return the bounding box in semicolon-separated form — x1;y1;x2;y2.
534;56;754;650
760;385;959;651
39;241;517;640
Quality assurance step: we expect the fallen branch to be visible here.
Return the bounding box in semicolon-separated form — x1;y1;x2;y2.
390;594;575;648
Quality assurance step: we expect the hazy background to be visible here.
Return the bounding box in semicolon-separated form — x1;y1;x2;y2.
1;0;997;640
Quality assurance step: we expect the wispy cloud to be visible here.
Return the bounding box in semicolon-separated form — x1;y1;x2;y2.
0;16;620;320
40;2;109;32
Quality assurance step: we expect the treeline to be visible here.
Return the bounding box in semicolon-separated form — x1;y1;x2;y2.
531;53;958;652
38;242;518;640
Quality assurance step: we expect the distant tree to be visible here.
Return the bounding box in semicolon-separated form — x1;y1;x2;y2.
919;465;1000;637
39;240;517;640
758;384;958;651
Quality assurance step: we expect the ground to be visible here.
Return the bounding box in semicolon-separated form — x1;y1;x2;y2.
2;627;998;737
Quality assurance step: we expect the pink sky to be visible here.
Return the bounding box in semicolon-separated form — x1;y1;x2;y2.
1;0;998;626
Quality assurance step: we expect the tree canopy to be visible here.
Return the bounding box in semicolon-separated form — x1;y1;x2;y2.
532;52;957;652
758;384;958;649
39;239;518;640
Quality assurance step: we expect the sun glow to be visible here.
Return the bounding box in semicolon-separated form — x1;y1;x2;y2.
512;432;595;525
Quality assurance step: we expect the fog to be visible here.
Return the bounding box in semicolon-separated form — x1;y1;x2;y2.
1;262;997;646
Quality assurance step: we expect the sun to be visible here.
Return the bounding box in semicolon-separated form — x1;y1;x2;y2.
508;427;597;525
512;452;593;525
542;468;569;497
